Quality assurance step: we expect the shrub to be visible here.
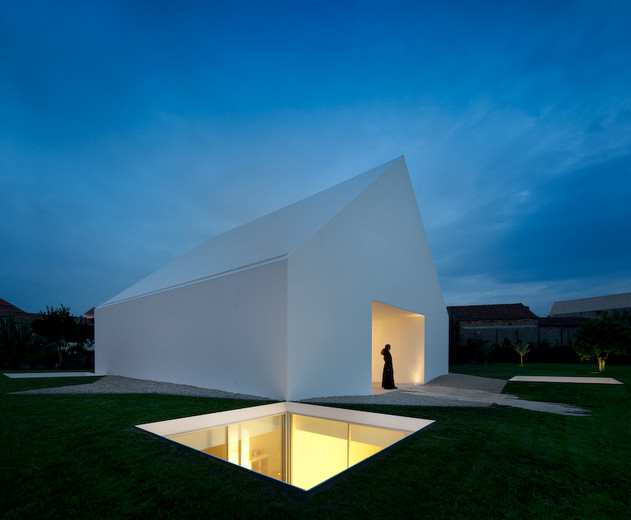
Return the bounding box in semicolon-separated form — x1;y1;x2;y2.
0;315;36;369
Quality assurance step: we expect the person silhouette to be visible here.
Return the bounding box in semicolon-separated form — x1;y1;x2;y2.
381;344;397;389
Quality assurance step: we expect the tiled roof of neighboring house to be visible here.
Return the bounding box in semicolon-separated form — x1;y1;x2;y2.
447;303;539;322
539;316;591;328
84;307;95;319
0;298;39;321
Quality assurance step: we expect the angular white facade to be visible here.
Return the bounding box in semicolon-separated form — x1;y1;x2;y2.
96;157;448;400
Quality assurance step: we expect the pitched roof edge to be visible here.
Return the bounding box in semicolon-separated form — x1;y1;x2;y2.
99;253;289;309
447;303;539;320
284;156;406;257
100;157;405;307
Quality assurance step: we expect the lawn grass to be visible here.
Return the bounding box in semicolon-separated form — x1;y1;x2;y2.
2;365;630;519
450;361;622;380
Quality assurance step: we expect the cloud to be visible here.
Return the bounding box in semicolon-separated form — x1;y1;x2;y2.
3;0;631;316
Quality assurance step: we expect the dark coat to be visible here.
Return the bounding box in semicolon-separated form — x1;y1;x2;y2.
381;347;396;389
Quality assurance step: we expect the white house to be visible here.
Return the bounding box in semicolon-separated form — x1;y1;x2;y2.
95;156;448;400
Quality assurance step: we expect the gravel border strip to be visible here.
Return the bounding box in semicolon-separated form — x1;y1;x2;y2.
10;375;271;401
10;373;506;407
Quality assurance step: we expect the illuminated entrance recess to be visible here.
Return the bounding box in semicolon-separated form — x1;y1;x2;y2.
372;301;426;385
137;402;434;491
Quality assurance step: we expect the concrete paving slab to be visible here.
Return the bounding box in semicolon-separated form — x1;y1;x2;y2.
399;385;589;415
365;378;589;415
509;376;622;385
492;394;589;416
3;372;96;379
399;385;498;405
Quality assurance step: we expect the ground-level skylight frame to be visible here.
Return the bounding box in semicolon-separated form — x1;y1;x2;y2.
137;402;434;492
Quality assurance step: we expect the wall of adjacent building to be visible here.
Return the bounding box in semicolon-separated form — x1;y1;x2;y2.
538;326;581;348
457;321;540;347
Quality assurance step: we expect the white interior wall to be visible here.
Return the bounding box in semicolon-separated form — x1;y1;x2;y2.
96;260;288;400
371;301;425;385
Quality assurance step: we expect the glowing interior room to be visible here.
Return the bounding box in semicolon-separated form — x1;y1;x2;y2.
137;402;434;491
96;156;448;400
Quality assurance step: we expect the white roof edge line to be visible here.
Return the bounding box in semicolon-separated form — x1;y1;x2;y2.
98;253;289;309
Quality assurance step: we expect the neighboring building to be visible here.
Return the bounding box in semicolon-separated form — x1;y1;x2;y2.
550;293;631;319
447;303;539;349
538;316;590;348
0;298;39;321
96;157;449;401
448;302;593;362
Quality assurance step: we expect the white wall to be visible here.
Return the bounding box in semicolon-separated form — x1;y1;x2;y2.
96;157;447;401
286;159;448;400
96;260;288;400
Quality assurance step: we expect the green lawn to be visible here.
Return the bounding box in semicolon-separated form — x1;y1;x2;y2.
450;361;621;380
2;364;630;519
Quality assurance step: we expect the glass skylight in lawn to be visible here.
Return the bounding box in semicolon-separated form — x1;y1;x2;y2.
137;402;433;491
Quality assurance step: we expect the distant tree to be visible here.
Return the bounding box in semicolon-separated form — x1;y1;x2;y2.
32;305;93;369
513;340;530;366
572;314;631;372
466;336;494;363
0;315;35;368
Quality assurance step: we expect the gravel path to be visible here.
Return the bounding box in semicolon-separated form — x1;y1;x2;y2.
10;375;271;401
10;373;507;407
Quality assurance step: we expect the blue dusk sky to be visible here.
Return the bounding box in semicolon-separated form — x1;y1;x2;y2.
1;0;630;318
